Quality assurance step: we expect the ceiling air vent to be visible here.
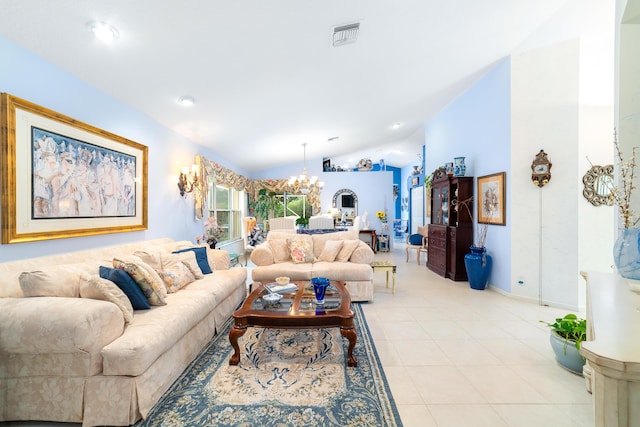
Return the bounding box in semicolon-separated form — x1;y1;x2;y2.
332;22;360;47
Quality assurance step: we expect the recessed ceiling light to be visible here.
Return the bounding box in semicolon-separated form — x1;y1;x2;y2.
86;21;119;42
392;122;402;130
178;96;195;106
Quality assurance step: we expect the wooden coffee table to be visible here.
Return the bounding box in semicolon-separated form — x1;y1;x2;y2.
229;280;357;367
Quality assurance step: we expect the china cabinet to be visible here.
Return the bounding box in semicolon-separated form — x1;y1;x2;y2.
427;168;473;281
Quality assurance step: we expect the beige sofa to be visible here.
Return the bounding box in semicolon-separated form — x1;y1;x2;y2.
0;238;247;426
250;230;374;301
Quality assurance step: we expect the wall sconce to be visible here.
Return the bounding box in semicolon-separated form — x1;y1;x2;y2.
177;164;199;197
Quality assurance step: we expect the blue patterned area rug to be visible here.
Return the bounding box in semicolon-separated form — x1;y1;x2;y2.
136;303;402;427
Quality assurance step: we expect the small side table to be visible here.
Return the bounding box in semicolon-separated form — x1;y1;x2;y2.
370;260;397;294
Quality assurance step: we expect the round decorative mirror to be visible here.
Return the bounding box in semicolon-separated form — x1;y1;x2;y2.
582;164;614;206
332;189;358;224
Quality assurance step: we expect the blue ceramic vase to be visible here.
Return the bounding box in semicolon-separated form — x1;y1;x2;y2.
613;228;640;279
464;246;492;290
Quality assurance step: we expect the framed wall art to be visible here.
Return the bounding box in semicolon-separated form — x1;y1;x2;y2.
1;93;148;244
477;172;506;225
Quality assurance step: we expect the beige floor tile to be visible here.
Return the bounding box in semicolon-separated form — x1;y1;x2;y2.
383;366;425;405
396;404;438;427
427;404;509;427
409;366;488;404
392;339;452;366
435;339;504;366
476;338;554;365
492;404;594;427
457;365;548;404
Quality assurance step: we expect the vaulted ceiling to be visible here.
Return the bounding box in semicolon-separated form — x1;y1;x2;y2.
0;0;569;171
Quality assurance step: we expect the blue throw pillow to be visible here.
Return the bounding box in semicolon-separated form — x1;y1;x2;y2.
172;247;213;274
99;266;150;310
408;233;423;246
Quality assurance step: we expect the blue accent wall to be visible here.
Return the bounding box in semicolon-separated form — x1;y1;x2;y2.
0;35;244;262
424;58;511;292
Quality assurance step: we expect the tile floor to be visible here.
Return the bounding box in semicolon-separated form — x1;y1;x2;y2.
3;240;595;427
363;241;594;427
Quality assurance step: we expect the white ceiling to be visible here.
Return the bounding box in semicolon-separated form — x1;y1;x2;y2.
0;0;569;172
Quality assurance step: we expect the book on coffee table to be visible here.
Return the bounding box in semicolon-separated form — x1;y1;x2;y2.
266;283;298;293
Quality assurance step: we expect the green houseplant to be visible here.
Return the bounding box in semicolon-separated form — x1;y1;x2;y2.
540;314;587;374
295;216;309;228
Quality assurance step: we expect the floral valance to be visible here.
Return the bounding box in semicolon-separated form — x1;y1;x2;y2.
195;155;321;219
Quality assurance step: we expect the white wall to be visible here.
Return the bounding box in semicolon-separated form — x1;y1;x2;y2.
510;40;581;308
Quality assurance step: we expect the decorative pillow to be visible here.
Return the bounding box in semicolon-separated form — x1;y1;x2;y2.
133;248;166;274
79;273;134;324
269;239;291;263
317;240;344;262
113;258;166;306
99;266;150;310
408;233;424;246
335;240;361;262
18;265;85;298
172;250;204;279
113;254;168;297
161;255;197;293
172;247;213;274
288;237;315;264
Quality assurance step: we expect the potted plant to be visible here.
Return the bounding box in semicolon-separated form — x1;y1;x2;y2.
250;188;277;226
295;216;309;229
540;314;587;375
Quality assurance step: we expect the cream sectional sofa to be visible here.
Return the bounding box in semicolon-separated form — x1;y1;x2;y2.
250;230;374;301
0;238;247;426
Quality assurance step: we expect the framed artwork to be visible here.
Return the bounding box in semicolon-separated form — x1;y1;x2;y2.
477;172;506;225
411;176;419;187
322;158;331;172
1;93;148;244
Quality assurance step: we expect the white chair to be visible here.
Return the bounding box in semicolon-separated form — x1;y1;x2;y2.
308;215;335;230
267;216;297;232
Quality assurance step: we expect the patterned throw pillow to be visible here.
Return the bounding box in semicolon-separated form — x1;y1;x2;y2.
288;237;315;264
335;240;361;262
99;266;150;310
171;250;204;279
79;273;134;324
113;259;166;306
161;255;197;293
317;240;344;262
172;247;213;274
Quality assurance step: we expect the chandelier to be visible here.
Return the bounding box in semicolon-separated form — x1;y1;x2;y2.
289;143;324;194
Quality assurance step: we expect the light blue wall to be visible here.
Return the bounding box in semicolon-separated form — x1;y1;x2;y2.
0;35;245;262
424;58;512;291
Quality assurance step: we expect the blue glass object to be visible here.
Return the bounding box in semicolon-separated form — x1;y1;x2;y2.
613;228;640;279
311;277;330;304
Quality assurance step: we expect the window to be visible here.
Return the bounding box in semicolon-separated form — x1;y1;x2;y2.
209;182;246;244
274;193;312;218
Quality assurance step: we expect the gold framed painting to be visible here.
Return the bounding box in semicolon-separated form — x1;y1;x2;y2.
477;172;506;225
1;93;148;244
